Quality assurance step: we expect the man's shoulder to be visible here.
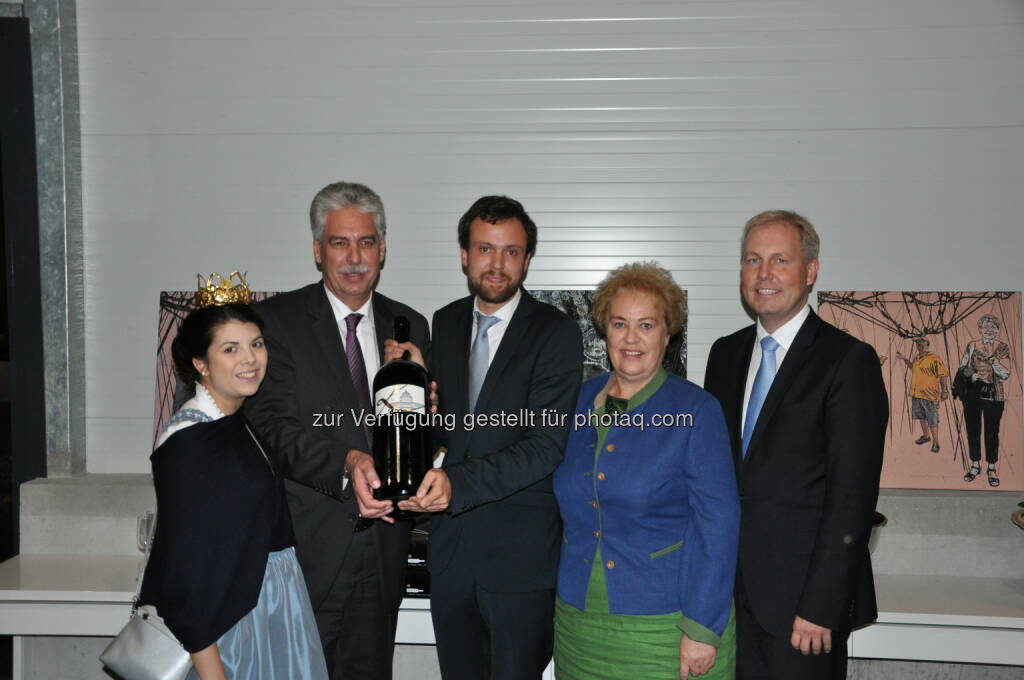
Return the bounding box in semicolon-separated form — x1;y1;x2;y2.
254;282;319;315
709;324;755;356
521;291;575;325
519;294;582;350
812;316;883;372
814;315;871;352
374;291;428;326
433;296;473;325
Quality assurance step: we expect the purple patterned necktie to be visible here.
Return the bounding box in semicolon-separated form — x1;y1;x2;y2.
345;313;372;447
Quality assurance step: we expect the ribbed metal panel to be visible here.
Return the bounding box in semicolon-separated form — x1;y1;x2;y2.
78;0;1024;471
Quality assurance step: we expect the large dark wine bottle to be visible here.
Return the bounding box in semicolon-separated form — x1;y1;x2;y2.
371;316;432;516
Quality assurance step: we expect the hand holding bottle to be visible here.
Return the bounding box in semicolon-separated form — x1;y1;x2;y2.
384;338;423;366
382;339;439;413
346;449;395;523
372;317;435;517
397;469;452;513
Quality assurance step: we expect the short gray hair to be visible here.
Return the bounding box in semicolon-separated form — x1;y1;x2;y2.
978;314;1001;330
741;210;820;262
309;182;386;242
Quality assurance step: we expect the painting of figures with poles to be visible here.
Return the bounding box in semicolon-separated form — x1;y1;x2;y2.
817;291;1021;490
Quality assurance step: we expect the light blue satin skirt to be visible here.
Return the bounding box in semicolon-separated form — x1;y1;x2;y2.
187;547;328;680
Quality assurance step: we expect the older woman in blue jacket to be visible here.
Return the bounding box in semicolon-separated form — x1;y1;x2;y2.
553;262;740;679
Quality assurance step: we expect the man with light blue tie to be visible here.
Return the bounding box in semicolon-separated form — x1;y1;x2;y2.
703;210;888;680
400;195;583;679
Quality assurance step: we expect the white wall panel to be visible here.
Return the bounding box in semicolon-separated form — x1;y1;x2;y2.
78;0;1024;472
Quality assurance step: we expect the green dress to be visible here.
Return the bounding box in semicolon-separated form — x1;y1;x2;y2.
553;372;736;680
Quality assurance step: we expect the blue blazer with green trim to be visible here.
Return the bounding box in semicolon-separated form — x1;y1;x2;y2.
554;372;739;639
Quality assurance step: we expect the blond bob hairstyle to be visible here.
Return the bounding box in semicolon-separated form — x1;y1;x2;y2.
593;262;686;336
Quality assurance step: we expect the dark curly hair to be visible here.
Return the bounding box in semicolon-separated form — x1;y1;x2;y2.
457;195;538;257
171;304;265;389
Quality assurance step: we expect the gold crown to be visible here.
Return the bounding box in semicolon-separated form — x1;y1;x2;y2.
195;271;252;308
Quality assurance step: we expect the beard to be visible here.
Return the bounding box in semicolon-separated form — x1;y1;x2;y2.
467;270;522;306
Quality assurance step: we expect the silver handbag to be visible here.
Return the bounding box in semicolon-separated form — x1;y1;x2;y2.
100;604;192;680
99;516;193;680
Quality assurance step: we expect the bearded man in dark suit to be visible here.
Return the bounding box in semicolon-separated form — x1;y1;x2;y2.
398;195;583;680
246;182;429;679
703;210;888;680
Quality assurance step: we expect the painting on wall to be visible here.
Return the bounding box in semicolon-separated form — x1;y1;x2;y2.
154;287;690;445
531;289;687;381
817;291;1021;491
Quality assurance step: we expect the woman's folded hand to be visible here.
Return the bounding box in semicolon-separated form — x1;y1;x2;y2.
679;635;716;678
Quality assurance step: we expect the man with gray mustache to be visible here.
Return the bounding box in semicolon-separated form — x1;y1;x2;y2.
247;182;430;679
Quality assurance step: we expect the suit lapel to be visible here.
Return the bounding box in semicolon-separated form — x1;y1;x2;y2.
453;298;474;416
372;294;395;368
743;312;821;466
725;327;756;467
307;285;351;389
474;290;534;414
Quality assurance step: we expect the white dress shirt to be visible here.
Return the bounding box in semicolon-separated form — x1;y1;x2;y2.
470;288;522;367
324;287;380;382
740;305;812;434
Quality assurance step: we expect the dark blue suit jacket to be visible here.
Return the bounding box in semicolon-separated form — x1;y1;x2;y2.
428;290;583;591
704;311;887;635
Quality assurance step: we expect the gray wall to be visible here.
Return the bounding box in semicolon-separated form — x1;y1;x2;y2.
76;0;1024;473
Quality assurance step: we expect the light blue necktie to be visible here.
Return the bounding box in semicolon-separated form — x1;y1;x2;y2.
742;335;781;457
468;311;500;412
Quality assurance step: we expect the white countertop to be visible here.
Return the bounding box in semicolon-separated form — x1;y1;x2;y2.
0;554;436;639
872;574;1024;628
0;555;1021;665
0;554;139;602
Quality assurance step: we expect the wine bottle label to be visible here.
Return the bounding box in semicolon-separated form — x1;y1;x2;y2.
375;384;426;416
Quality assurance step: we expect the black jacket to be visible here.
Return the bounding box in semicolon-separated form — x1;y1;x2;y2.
428;290;583;591
139;413;292;652
704;311;888;635
245;283;429;609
